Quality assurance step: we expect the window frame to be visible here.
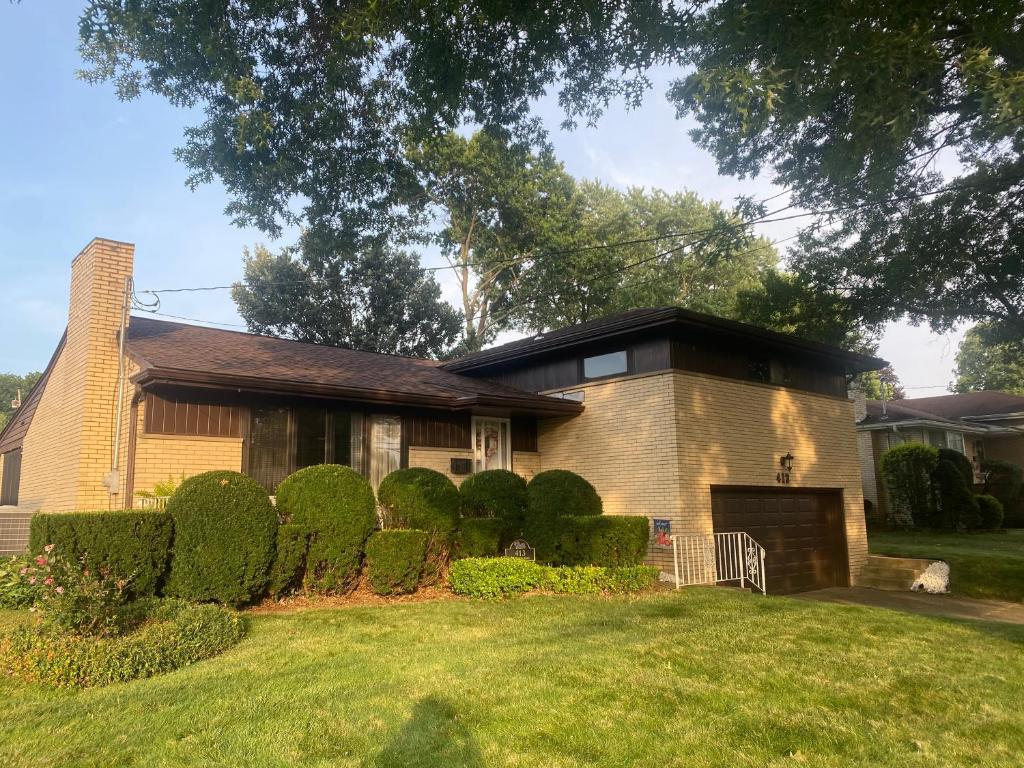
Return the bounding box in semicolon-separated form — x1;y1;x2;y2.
580;349;631;382
471;416;512;473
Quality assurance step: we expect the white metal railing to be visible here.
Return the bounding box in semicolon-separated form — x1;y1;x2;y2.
135;495;170;510
670;532;767;594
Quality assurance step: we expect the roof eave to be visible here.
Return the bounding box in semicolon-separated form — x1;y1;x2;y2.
132;367;583;416
856;418;990;434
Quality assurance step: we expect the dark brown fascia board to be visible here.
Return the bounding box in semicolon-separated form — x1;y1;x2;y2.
130;366;584;417
443;308;886;374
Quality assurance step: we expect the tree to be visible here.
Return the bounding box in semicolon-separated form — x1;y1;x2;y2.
860;368;907;402
515;182;777;331
0;372;42;431
231;232;461;359
80;3;1023;339
952;324;1024;395
407;130;578;352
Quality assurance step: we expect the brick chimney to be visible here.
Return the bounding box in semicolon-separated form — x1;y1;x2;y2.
849;383;868;423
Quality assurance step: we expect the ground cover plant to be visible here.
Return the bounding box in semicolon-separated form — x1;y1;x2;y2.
1;590;1022;766
870;529;1024;603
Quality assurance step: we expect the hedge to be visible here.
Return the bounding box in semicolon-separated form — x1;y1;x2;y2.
276;464;377;593
880;444;939;526
524;470;602;559
976;494;1005;530
266;524;309;598
165;471;278;605
557;516;649;567
453;518;506;559
377;468;461;536
932;459;980;530
938;447;974;487
982;459;1024;528
364;530;429;595
0;599;245;688
29;510;173;597
459;469;528;529
448;558;659;598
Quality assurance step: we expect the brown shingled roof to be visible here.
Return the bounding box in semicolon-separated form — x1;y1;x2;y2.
887;391;1024;419
126;316;581;415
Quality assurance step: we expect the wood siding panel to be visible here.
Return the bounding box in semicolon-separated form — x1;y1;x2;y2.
405;412;471;449
144;393;243;439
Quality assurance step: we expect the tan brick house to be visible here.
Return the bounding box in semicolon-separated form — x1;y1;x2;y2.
0;238;884;593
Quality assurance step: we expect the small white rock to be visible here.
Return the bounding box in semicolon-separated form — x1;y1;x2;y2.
911;561;950;594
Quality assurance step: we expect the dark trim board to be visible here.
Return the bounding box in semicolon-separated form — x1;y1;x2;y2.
710;486;849;594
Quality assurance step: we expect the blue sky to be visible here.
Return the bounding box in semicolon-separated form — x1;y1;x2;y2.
0;2;966;393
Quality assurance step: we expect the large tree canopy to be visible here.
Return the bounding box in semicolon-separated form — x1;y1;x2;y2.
952;323;1024;395
231;234;461;358
79;1;1024;340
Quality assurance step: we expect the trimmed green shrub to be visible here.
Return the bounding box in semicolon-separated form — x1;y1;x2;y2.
982;459;1024;528
364;530;429;596
524;470;603;560
880;444;939;526
453;518;505;559
377;468;461;536
976;494;1005;530
28;510;173;597
933;459;981;530
557;516;649;567
448;557;544;598
448;558;659;598
938;448;974;487
0;599;245;688
267;525;309;598
538;565;660;594
459;469;528;527
276;464;377;594
166;471;277;605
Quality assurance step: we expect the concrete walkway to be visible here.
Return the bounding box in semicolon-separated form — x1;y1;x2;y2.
796;587;1024;625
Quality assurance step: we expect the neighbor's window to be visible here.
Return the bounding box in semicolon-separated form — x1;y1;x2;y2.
927;429;947;449
747;356;771;384
582;350;628;380
945;431;965;454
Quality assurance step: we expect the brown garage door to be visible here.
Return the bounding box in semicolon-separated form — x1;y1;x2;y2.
711;487;848;595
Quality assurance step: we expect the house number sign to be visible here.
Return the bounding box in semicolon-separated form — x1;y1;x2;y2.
504;539;536;561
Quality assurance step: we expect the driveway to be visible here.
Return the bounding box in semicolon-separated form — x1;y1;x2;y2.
796;586;1024;625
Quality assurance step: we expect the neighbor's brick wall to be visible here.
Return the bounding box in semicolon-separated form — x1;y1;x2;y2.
538;370;868;580
984;434;1024;466
408;446;474;486
18;239;135;512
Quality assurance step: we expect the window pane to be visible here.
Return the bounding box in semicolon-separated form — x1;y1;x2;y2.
946;431;965;454
295;408;328;470
927;429;946;448
333;411;352;467
247;407;290;493
747;357;771;383
583;350;627;379
369;415;401;488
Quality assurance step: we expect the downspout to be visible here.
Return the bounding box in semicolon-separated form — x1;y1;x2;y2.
124;387;142;509
105;277;132;499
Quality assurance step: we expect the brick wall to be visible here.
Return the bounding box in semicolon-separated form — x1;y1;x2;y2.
537;370;868;580
984;434;1024;466
512;451;540;481
133;433;243;498
408;446;474;486
18;239;135;512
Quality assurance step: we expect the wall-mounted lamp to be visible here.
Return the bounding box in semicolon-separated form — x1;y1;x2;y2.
779;453;794;472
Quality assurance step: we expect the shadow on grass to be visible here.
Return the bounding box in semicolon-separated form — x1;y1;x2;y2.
365;695;484;768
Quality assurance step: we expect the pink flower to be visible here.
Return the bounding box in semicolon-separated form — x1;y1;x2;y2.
35;556;47;566
28;576;36;585
54;586;64;595
18;567;27;576
43;577;54;586
43;544;54;553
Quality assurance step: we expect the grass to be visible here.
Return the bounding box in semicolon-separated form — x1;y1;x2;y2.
869;529;1024;603
1;590;1023;767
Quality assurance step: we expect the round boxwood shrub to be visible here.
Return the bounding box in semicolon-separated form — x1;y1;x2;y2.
165;471;277;605
0;599;245;688
453;518;506;559
976;494;1005;530
276;464;376;594
459;469;528;527
982;459;1024;527
377;468;461;536
364;529;429;596
524;470;602;561
266;524;309;598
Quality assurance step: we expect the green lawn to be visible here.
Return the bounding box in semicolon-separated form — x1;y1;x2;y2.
2;590;1023;767
869;529;1024;603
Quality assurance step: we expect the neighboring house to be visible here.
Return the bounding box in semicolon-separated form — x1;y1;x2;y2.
856;391;1024;522
0;239;884;593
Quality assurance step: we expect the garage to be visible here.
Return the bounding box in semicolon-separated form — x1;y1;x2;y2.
711;487;848;595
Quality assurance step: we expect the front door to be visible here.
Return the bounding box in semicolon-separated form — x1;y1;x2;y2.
369;414;402;488
473;417;510;472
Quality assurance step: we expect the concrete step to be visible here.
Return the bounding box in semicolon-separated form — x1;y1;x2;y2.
866;554;935;571
858;575;915;591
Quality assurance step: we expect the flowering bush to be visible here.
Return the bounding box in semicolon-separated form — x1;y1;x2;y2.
0;555;48;609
